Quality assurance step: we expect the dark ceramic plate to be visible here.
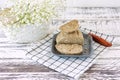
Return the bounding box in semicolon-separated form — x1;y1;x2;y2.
52;33;93;57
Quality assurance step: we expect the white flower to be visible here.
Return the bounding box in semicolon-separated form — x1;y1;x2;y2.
2;0;65;27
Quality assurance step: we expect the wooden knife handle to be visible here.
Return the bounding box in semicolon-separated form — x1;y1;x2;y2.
89;33;112;47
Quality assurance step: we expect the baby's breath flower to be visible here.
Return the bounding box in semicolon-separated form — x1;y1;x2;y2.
5;0;64;27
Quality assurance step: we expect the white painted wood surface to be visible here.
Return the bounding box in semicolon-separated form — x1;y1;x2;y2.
0;7;120;80
1;0;120;8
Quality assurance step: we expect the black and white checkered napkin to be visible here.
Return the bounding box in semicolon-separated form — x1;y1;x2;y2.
26;28;114;80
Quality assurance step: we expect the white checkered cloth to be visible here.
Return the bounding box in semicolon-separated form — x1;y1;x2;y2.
26;27;114;80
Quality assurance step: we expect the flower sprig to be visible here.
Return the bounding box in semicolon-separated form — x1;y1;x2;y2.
2;0;64;27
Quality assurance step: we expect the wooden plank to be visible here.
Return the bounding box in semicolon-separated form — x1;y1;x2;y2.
0;73;72;80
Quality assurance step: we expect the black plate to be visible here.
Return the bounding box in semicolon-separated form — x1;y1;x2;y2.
52;33;93;57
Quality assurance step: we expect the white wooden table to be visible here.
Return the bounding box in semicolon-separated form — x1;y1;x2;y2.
0;7;120;80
